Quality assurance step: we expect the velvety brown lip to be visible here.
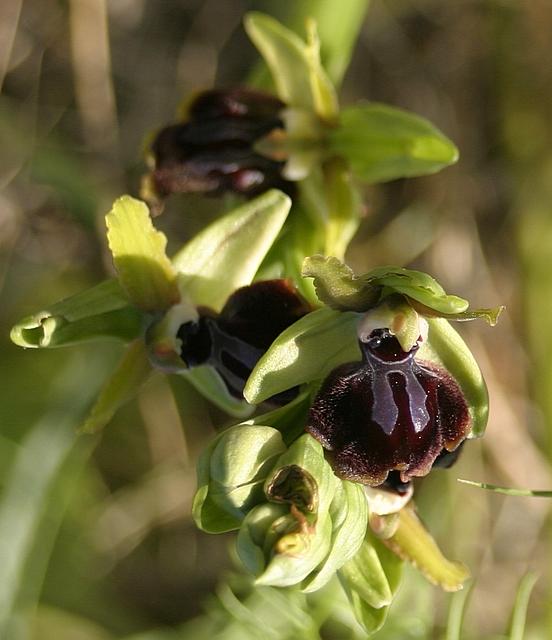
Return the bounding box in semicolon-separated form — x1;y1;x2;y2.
306;330;470;486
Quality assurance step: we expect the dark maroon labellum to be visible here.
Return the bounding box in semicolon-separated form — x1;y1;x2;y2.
147;88;293;201
179;280;311;405
306;329;470;486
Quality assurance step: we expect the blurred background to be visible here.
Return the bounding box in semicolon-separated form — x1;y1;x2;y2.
1;0;552;638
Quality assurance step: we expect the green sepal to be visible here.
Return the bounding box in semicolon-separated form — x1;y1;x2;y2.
301;480;368;593
328;102;458;183
302;255;469;315
183;366;254;419
244;307;360;404
10;279;144;349
419;318;489;437
80;340;153;434
382;504;469;592
192;425;286;533
244;12;338;122
106;195;180;312
173;189;291;312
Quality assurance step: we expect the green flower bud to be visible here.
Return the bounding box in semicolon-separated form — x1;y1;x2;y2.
192;425;286;533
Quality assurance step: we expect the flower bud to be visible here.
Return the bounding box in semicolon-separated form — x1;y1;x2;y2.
236;435;337;587
193;424;286;533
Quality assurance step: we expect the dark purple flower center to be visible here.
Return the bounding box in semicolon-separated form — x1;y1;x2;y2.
179;280;311;404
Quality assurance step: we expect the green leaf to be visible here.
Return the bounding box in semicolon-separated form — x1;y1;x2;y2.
10;279;144;349
244;307;360;404
193;425;286;533
302;255;469;315
244;12;338;121
183;366;254;419
418;318;488;437
508;572;538;640
0;357;105;639
106;195;180;311
384;505;469;592
79;340;153;434
173;190;291;312
458;479;552;497
329;103;458;183
302;480;368;593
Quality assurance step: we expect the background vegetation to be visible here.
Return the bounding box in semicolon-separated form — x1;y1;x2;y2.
1;0;551;637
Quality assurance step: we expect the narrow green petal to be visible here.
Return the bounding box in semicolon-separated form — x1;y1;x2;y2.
384;506;469;592
79;340;153;434
10;279;144;349
106;195;180;311
302;255;469;315
329;103;458;183
243;307;360;404
173;190;291;312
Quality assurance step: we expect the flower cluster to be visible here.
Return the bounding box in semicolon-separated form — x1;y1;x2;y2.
9;11;502;636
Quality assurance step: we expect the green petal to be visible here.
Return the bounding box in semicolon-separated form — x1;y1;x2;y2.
418;318;489;437
244;12;338;121
243;307;360;404
329;103;458;183
383;505;469;592
193;425;286;533
106;195;180;311
172;190;291;312
79;340;153;434
302;480;368;593
302;255;469;315
10;279;144;349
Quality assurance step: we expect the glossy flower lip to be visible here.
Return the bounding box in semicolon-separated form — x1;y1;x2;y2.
306;329;470;486
180;279;312;403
